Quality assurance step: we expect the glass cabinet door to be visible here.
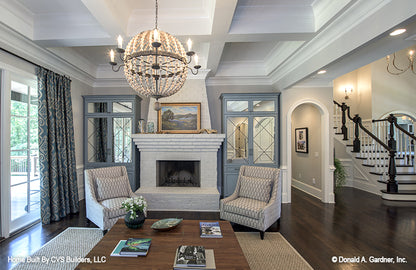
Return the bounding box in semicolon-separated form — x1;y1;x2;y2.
226;117;249;164
221;93;280;197
253;116;275;164
87;117;108;163
113;117;132;163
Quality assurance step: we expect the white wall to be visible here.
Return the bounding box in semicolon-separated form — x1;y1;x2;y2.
281;86;334;203
291;104;322;199
333;65;372;120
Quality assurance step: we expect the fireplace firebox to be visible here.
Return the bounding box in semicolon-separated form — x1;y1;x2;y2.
156;161;201;187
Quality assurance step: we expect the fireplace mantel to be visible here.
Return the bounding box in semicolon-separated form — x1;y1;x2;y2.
131;133;225;211
131;133;225;152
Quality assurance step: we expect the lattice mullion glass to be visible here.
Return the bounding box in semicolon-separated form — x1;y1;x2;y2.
113;117;132;163
226;117;249;164
253;117;275;164
87;118;108;162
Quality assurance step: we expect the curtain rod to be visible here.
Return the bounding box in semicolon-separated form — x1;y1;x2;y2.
0;46;71;80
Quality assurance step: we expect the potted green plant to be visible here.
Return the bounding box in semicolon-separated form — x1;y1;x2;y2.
334;158;346;192
121;196;147;229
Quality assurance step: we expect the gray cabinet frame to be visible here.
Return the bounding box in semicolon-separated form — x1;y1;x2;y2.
221;93;280;197
83;95;141;190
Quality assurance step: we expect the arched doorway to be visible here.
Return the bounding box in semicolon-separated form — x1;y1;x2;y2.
285;99;334;203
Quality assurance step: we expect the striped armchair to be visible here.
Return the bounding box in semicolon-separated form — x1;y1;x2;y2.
220;165;281;239
84;166;137;231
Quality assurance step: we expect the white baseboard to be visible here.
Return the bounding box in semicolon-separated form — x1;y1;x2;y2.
292;178;322;200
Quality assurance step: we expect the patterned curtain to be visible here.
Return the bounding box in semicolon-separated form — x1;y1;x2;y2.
37;67;79;224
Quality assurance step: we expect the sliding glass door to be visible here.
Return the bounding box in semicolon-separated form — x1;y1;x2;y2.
9;77;40;232
1;70;40;235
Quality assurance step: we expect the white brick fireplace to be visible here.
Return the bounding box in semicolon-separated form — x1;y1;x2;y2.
132;133;225;211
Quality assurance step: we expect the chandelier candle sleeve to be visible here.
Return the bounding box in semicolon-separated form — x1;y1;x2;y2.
117;36;123;49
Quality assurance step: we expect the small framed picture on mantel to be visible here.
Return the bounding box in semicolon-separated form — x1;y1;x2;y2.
158;103;201;134
295;127;308;153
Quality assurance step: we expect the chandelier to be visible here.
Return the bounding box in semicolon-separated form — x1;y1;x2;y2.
386;49;415;75
109;0;201;105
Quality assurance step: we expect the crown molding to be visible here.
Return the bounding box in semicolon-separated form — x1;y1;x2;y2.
206;76;272;86
0;22;95;86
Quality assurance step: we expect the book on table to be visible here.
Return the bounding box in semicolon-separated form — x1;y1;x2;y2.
173;249;216;270
112;238;152;256
110;240;137;257
174;245;206;268
200;221;223;238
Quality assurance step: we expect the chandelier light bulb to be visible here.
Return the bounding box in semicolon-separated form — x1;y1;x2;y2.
117;35;123;48
187;39;192;51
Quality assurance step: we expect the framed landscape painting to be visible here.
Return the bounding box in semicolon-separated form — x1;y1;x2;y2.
295;127;308;153
158;103;201;133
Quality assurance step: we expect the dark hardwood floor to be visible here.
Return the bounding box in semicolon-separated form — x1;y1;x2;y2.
1;187;415;269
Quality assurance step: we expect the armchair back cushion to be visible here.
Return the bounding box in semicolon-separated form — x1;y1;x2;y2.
96;175;130;201
239;175;272;202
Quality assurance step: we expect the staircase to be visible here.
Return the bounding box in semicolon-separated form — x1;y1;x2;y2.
333;101;416;201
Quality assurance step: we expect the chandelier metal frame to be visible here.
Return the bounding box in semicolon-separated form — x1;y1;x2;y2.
386;50;415;75
109;0;201;100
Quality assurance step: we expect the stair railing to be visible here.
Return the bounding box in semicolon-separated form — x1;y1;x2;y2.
333;101;398;192
373;114;416;170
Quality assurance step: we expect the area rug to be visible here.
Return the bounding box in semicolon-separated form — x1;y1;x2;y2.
236;232;313;270
11;227;103;270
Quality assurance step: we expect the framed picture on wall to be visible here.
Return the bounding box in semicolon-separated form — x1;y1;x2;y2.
295;127;308;153
158;103;201;133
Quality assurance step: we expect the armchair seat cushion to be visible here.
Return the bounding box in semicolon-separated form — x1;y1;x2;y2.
100;197;129;219
222;197;267;220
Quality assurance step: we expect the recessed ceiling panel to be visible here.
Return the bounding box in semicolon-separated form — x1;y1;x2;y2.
221;42;278;62
230;0;315;34
127;0;215;36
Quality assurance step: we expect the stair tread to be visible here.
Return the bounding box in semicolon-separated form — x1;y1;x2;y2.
370;172;416;176
378;180;416;184
381;190;416;195
363;164;413;168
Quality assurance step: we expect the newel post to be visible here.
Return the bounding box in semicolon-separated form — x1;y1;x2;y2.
386;114;398;193
352;114;361;152
341;102;348;140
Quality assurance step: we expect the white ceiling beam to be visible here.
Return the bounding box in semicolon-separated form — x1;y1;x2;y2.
206;0;238;75
80;0;129;38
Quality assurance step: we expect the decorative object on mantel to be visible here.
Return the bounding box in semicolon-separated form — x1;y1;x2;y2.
138;119;146;133
108;0;201;111
386;47;415;75
147;121;155;133
151;218;183;231
121;196;147;229
158;103;201;133
198;129;218;134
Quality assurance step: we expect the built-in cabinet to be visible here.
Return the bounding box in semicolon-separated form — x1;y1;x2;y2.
83;95;141;190
221;93;280;197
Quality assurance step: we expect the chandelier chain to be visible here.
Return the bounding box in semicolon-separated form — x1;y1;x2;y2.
155;0;158;29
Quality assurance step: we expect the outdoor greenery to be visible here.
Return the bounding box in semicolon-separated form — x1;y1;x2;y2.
10;94;38;156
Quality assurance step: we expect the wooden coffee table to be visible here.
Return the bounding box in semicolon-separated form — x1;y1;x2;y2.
77;219;250;270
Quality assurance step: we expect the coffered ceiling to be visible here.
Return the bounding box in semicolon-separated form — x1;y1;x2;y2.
1;0;416;89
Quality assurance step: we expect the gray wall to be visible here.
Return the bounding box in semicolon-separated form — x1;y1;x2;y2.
291;103;322;190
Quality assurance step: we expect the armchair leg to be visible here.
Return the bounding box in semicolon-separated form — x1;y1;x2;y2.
260;231;265;240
